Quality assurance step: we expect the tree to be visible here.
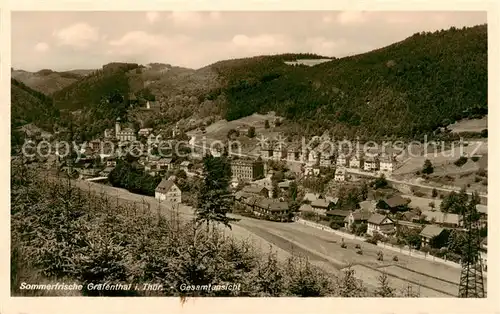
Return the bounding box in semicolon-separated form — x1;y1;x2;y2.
247;126;256;138
195;154;237;230
264;120;270;129
288;180;298;201
375;272;395;297
428;201;435;210
422;159;434;174
272;181;280;199
400;284;420;297
372;174;388;189
337;266;367;297
432;188;438;198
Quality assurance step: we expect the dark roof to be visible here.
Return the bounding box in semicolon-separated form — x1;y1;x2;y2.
351;210;372;221
420;225;445;238
311;199;331;209
326;209;350;217
384;195;409;208
242;185;268;194
268;202;289;212
155;177;177;193
368;213;392;225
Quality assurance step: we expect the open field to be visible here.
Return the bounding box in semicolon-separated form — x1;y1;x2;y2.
448;117;487;133
68;178;476;297
393;141;488;176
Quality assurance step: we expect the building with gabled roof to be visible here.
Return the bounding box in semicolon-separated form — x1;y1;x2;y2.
155;176;182;203
367;214;394;236
420;225;445;246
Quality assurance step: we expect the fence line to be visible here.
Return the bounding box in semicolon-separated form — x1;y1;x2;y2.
296;218;468;271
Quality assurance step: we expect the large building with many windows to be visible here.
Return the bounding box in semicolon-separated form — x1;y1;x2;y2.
231;158;265;182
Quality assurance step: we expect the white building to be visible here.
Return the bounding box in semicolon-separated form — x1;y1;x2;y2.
155;176;182;203
379;155;394;172
363;156;379;171
138;128;153;137
367;214;394;236
334;167;346;181
114;118;136;142
336;154;349;167
349;154;363;169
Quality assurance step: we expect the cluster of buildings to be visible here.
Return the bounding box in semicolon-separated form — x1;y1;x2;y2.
258;136;397;179
103;118;181;143
234;186;292;222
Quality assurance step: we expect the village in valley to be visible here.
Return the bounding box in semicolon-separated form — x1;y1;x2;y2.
28;104;488;290
11;12;489;299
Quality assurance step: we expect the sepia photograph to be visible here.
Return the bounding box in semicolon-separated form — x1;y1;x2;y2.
9;9;489;301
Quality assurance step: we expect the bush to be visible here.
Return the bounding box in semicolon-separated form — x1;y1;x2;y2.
454;156;468;167
413;191;425;197
392;256;399;262
355;244;361;249
420;246;430;254
356;250;363;255
11;165;348;297
341;243;347;249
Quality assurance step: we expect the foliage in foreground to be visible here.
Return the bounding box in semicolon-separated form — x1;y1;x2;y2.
12;164;370;297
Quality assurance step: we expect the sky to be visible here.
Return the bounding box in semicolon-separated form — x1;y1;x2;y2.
11;11;487;71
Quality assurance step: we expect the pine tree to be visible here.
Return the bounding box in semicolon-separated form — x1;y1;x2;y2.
195;154;237;230
375;272;395;297
422;159;434;174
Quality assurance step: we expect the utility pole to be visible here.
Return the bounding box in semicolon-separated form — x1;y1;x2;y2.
458;191;485;298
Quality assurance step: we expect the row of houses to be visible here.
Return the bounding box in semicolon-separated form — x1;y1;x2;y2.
259;140;396;173
234;186;292;221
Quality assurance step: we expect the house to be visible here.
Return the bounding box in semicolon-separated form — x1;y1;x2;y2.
260;142;274;159
334;167;347;181
255;198;291;221
157;158;173;170
319;146;334;167
272;144;287;161
242;185;270;198
115;118;136;142
304;164;320;176
378;195;410;212
254;176;273;196
278;180;291;192
379;155;394;172
367;214;395;236
231;158;265;182
420;225;445;247
349;153;363;169
345;210;372;231
286;143;302;162
311;199;333;216
89;140;101;151
154;176;182;203
336;154;349;167
138;128;153;137
363;155;379;171
303;192;321;203
308;148;320;164
416;211;461;228
299;204;314;213
180;161;193;172
326;209;351;227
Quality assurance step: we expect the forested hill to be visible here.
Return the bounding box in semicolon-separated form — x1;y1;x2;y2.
11;78;60;131
215;24;487;139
